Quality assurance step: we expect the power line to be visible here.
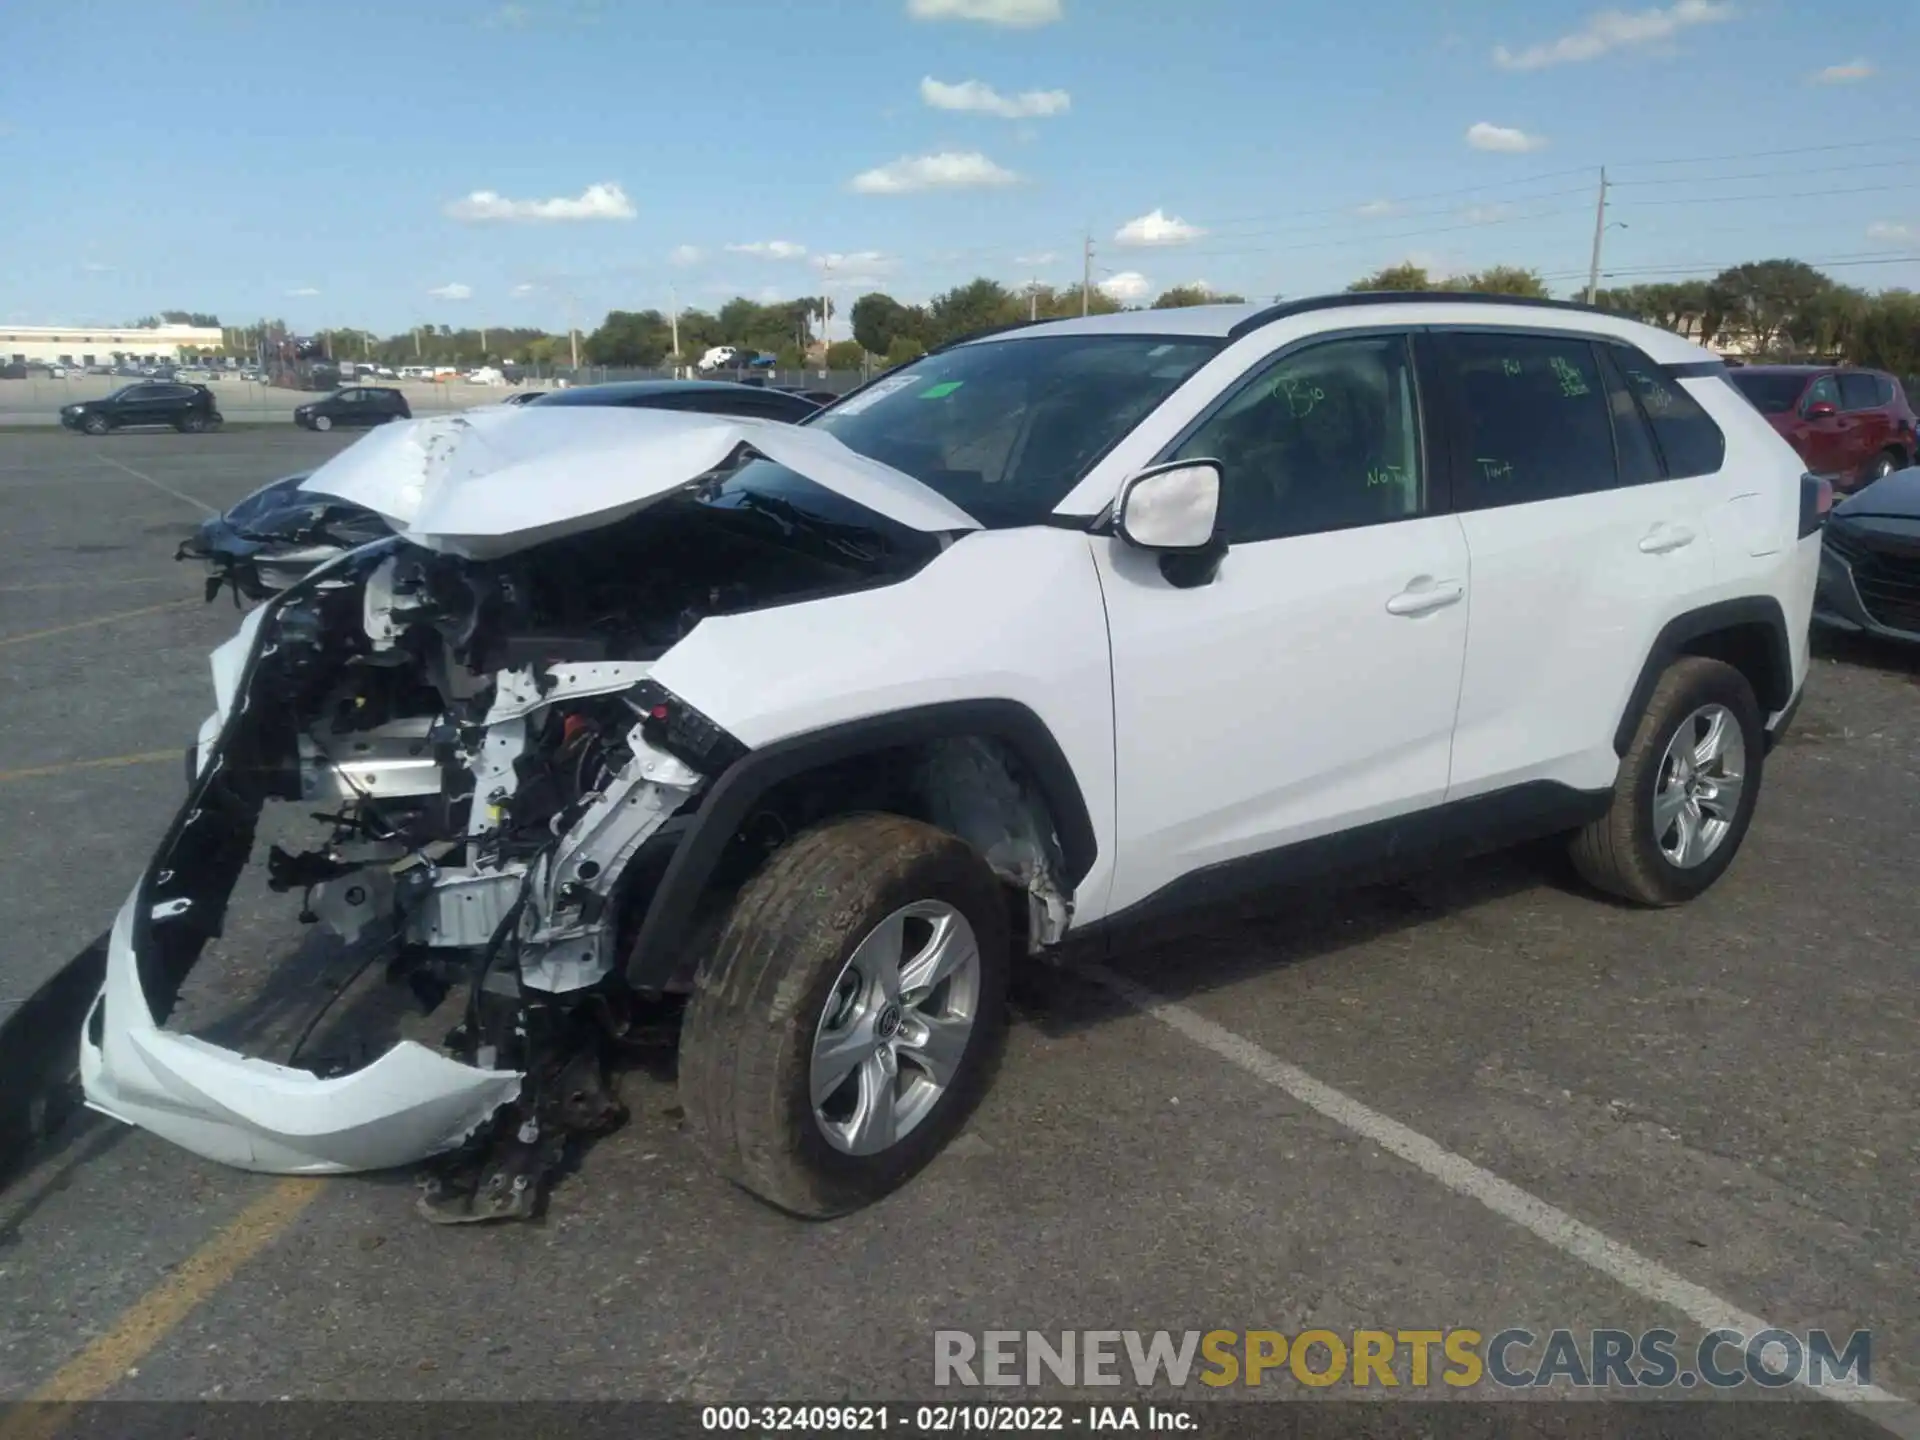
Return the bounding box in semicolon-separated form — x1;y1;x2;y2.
1611;157;1920;188
1606;135;1920;172
1619;180;1920;208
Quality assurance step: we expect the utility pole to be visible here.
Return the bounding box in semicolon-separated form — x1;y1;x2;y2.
480;327;488;357
670;284;680;372
567;294;579;370
1081;233;1094;317
1029;278;1039;322
1584;166;1610;305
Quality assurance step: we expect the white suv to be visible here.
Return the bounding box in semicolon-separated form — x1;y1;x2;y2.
83;294;1823;1221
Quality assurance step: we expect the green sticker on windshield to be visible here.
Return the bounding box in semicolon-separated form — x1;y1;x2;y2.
918;380;964;399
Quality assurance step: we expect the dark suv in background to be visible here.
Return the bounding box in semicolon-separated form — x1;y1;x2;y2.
60;383;223;435
295;387;412;431
1727;365;1916;491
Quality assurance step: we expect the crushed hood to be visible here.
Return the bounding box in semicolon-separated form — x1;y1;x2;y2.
299;406;982;558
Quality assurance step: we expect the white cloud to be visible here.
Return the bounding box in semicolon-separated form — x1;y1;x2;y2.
511;282;539;296
1493;0;1733;70
81;261;114;273
1867;222;1916;242
920;77;1070;119
1812;59;1875;83
1098;271;1152;303
906;0;1061;27
286;286;321;297
443;181;635;222
1014;251;1058;266
428;282;473;300
667;244;704;266
1354;199;1399;218
726;240;808;259
482;3;531;27
1467;121;1549;152
1461;203;1514;224
814;251;897;283
850;151;1018;194
1115;208;1207;246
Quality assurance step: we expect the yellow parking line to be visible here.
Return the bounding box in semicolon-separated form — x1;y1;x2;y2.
0;600;197;650
1;1178;322;1433
0;751;178;785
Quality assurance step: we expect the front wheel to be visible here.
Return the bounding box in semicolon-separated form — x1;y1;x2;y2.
81;414;109;436
679;813;1011;1218
312;414;332;432
1569;657;1764;906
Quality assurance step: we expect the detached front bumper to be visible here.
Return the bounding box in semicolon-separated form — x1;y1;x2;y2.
80;890;521;1174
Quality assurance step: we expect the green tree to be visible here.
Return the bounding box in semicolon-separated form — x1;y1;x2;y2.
1708;260;1833;357
1348;263;1433;292
825;339;865;369
583;309;673;367
927;278;1020;345
1152;284;1245;308
851;292;920;356
885;335;928;367
1854;290;1920;376
1459;266;1550;298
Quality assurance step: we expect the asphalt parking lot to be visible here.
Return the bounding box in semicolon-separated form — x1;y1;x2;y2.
0;428;1916;1431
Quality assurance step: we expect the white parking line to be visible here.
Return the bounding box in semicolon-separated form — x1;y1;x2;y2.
1080;960;1920;1438
90;453;216;515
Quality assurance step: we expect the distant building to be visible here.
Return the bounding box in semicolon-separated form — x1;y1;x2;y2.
0;323;225;366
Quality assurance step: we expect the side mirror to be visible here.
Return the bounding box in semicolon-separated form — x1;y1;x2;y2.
1115;460;1222;552
1805;399;1837;419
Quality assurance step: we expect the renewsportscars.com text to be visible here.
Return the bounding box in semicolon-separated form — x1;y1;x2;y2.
933;1328;1871;1391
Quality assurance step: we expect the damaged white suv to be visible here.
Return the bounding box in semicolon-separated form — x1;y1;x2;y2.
81;295;1822;1220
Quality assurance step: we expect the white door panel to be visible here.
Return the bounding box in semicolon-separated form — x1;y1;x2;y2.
1448;485;1716;797
1099;514;1470;916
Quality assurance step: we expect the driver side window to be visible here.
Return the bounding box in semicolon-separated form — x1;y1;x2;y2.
1804;375;1840;412
1171;334;1423;545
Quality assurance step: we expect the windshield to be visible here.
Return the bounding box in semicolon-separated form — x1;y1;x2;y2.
809;334;1222;527
1729;371;1811;415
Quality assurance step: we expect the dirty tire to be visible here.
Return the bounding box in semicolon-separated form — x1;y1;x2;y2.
680;813;1010;1219
1569;657;1764;906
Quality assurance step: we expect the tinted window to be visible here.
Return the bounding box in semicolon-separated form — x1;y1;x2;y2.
1596;348;1663;486
810;335;1221;528
1838;372;1880;411
1805;375;1840;411
1437;333;1615;507
1170;334;1422;543
1875;374;1896;406
152;385;192;401
1728;372;1808;415
1609;345;1726;479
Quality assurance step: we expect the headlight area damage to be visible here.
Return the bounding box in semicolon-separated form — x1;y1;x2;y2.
83;407;983;1223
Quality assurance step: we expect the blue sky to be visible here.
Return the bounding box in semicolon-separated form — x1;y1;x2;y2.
2;0;1916;335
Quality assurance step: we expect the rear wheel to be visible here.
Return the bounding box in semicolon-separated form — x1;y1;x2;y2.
177;414;207;434
680;813;1010;1218
1860;448;1902;485
1569;657;1763;906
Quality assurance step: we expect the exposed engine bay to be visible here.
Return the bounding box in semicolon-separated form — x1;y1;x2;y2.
85;459;970;1220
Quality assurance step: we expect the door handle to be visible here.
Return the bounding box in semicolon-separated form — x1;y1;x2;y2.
1385;581;1465;616
1639;524;1696;554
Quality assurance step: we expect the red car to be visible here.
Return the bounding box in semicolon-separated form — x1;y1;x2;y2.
1727;365;1917;492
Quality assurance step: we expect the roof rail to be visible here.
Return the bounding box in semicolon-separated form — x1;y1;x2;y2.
1225;290;1607;342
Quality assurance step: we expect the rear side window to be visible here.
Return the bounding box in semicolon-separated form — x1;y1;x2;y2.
1608;345;1726;478
1595;349;1663;486
1433;332;1615;507
1839;372;1881;411
1875;374;1896;406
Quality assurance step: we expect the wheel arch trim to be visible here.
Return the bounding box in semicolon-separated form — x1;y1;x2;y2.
1612;596;1794;757
625;699;1098;991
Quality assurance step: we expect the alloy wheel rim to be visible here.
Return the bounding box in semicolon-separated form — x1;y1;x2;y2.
810;899;981;1156
1652;703;1746;869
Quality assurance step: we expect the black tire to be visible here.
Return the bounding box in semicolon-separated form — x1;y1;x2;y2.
81;413;109;436
1569;657;1764;906
313;414;332;432
680;812;1010;1218
1862;448;1903;484
177;414;207;434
